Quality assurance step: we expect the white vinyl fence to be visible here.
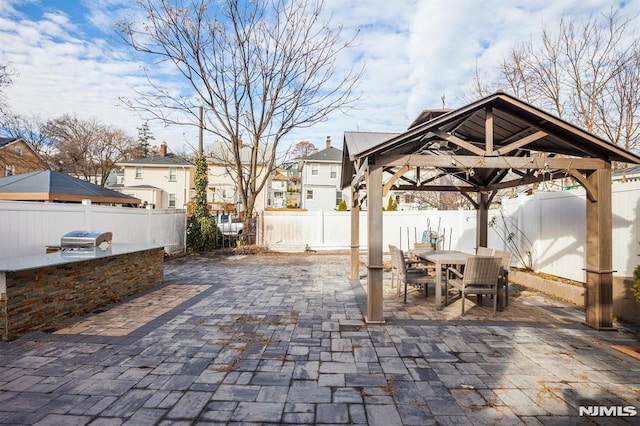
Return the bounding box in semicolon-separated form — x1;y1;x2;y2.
3;180;638;280
261;180;640;280
261;209;482;254
0;201;186;260
500;180;640;281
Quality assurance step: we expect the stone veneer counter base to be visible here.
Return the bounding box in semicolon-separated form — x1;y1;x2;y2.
0;244;164;341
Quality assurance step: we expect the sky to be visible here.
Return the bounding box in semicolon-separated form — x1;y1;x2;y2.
1;0;639;157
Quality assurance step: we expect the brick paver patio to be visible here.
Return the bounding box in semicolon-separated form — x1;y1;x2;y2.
0;252;638;425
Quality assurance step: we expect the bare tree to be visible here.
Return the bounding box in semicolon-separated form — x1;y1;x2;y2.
117;0;362;232
0;113;51;158
561;9;635;133
290;141;318;159
44;114;136;185
472;8;640;155
0;63;14;116
596;48;640;156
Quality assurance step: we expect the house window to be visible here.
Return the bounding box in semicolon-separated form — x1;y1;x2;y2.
330;165;337;179
169;193;176;208
169;167;177;182
135;167;143;179
15;146;23;157
5;165;15;176
306;190;314;200
336;190;343;205
311;164;319;176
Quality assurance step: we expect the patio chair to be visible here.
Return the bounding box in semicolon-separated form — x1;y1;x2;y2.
493;249;513;308
389;245;435;303
476;246;494;256
445;255;502;316
388;245;434;295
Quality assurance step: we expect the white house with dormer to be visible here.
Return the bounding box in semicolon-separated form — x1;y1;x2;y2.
299;136;348;211
116;142;194;209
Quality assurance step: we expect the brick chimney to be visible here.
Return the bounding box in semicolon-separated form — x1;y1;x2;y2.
326;136;331;149
160;142;167;157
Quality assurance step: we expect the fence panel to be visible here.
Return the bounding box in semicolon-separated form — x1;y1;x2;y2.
500;181;640;279
262;209;479;254
0;201;186;259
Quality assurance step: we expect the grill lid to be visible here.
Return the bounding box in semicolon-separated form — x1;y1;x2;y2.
61;231;113;248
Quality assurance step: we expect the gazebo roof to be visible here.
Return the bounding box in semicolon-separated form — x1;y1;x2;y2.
0;170;141;205
342;92;640;191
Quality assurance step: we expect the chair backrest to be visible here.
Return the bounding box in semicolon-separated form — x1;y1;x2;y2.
493;250;513;270
463;256;502;286
388;244;399;269
388;245;409;278
414;242;435;250
476;246;494;256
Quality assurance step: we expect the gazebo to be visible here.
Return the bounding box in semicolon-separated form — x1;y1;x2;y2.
341;92;640;330
0;170;140;206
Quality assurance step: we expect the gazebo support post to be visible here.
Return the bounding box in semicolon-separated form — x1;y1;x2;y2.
366;159;385;323
476;191;489;249
350;188;360;280
585;168;614;330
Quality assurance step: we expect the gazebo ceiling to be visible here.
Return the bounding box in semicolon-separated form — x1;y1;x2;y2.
342;92;640;194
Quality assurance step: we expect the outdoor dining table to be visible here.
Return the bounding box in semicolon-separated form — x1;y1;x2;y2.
409;249;470;310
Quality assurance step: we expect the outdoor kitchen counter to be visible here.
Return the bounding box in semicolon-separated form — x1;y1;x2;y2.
0;244;165;341
0;243;165;272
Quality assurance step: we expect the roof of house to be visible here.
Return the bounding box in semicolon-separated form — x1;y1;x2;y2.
0;137;18;147
122;184;163;190
0;136;51;171
0;170;140;205
613;165;640;179
208;142;274;166
119;154;193;167
302;146;343;162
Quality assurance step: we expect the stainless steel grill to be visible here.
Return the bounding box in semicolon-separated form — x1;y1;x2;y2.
60;231;112;250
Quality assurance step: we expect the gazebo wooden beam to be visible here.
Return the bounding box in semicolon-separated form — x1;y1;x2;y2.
366;159;385;324
496;131;548;155
349;187;360;280
432;130;486;156
485;106;494;154
381;154;606;170
566;170;597;201
351;160;367;188
383;165;410;196
585;168;614;330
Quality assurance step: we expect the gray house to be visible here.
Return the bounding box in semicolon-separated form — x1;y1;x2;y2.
300;137;347;210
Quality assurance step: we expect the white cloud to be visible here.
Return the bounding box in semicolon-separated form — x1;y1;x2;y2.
2;0;640;156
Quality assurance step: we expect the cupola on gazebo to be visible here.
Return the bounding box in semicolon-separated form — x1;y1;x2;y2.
341;92;640;330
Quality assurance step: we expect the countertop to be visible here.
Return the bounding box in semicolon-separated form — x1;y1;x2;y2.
0;244;165;272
